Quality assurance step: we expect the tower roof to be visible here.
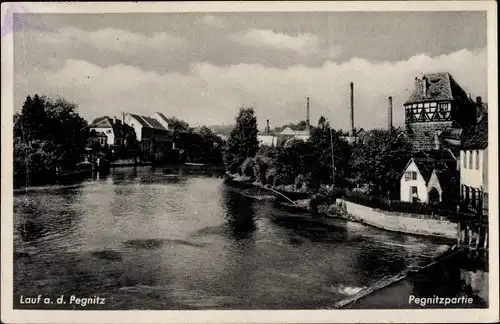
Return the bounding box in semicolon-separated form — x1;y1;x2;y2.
405;72;472;105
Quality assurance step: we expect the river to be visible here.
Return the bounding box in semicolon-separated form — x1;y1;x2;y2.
13;166;463;310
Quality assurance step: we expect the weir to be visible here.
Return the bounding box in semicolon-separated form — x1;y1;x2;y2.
242;185;298;205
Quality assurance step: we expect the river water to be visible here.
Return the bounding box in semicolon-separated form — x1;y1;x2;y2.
13;166;454;310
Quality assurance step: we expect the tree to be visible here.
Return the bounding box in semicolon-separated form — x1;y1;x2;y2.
306;116;351;190
14;95;89;183
224;107;259;173
350;128;414;197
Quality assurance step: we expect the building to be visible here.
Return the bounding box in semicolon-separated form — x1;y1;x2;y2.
123;112;174;161
460;115;488;216
89;115;134;147
404;72;478;152
400;149;458;204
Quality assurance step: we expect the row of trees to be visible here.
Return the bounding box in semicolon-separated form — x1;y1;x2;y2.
14;94;226;185
223;107;414;199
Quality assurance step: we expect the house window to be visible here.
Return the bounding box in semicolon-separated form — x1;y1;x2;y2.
411;171;417;180
462;153;466;169
469;150;473;170
430;102;437;107
475;150;480;169
405;172;411;181
106;129;112;134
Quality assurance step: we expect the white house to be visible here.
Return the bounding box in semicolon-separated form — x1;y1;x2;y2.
257;134;278;147
460;115;488;216
400;150;458;204
89;115;134;147
400;158;431;203
123;112;174;160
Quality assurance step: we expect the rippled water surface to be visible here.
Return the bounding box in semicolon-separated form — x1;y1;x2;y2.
13;167;451;309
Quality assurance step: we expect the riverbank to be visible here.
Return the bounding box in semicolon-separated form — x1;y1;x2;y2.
224;174;457;241
343;246;488;309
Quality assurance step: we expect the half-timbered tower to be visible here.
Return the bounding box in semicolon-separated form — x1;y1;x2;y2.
404;72;477;151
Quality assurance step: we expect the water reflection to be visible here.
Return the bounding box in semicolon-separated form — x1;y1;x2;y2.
222;188;257;241
13;167;453;310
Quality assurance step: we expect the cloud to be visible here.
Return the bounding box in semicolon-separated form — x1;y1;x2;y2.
15;48;487;131
233;28;323;55
38;27;186;54
199;14;225;28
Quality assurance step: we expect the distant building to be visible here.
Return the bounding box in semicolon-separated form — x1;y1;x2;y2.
404;72;478;153
400;149;458;204
341;128;365;145
460;115;488;216
123;112;174;161
89;116;134;147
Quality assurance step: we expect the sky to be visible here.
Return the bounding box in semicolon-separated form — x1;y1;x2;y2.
13;11;487;131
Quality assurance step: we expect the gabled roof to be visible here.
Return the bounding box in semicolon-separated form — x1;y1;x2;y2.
462;114;488;150
90;116;113;128
128;113;168;131
279;127;296;135
153;112;171;129
405;72;473;105
403;149;457;184
90;116;135;138
433;169;459;194
413;159;435;183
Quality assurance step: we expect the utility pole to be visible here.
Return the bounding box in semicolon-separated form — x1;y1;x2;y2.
330;128;335;187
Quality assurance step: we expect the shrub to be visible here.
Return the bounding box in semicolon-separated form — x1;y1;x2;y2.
241;157;256;180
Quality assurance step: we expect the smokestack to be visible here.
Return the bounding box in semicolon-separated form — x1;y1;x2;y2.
306;97;310;132
349;82;354;136
266;119;270;134
122;112;125;124
388;96;393;130
422;76;428;97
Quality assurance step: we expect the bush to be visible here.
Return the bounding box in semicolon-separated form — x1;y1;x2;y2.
241;157;256;180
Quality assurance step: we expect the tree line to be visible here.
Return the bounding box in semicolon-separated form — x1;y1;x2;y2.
223;107;414;199
13;94;226;185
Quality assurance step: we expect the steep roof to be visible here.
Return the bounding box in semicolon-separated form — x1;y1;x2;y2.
405;72;473;105
90;116;113;128
412;159;435;183
434;169;459;194
128;113;168;131
462;114;488;150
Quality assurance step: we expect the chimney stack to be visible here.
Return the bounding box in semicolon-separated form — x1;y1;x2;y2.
349;82;354;136
122;112;125;124
306;97;311;133
388;96;393;130
422;76;428;97
266;119;270;134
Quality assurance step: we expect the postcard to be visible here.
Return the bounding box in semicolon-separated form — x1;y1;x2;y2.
1;1;498;323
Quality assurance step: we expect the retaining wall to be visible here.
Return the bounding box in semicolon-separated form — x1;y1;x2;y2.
337;199;458;240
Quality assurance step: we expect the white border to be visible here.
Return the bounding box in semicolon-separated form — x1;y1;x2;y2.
1;2;498;323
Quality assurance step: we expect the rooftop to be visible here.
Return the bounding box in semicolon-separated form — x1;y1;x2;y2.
462;114;488;150
405;72;472;105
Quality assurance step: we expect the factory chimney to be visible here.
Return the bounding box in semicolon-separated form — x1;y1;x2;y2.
349;82;354;136
266;119;270;134
306;97;311;133
388;96;393;131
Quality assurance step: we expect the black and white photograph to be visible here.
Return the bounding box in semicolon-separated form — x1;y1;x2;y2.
1;1;498;323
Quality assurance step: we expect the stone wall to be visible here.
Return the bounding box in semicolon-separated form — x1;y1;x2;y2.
337;199;458;239
407;121;454;150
